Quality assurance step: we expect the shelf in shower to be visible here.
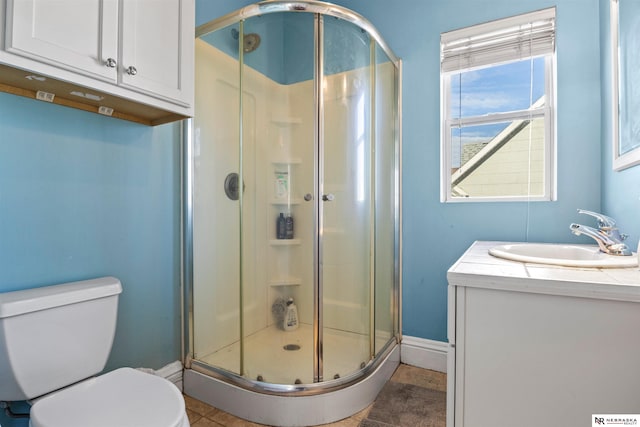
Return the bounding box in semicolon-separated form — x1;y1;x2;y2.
271;158;302;165
323;227;345;234
270;198;302;206
269;278;302;287
271;116;302;126
269;239;301;246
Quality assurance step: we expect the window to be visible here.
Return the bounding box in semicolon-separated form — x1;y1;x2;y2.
440;8;556;202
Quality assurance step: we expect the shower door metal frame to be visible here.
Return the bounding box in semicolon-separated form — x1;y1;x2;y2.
313;13;323;384
182;0;402;396
237;21;247;378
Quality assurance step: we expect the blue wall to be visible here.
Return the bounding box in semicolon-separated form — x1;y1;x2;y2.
199;6;372;85
0;93;181;370
196;0;254;27
0;92;181;426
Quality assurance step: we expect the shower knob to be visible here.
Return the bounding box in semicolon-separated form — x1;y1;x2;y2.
322;194;335;202
304;193;313;201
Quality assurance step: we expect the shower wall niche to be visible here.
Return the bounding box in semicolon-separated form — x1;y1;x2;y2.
184;1;400;403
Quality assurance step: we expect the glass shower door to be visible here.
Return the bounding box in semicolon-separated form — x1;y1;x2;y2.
191;22;243;375
190;9;399;388
240;12;317;385
320;16;374;380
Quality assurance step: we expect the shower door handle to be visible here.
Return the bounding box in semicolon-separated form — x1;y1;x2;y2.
322;194;335;202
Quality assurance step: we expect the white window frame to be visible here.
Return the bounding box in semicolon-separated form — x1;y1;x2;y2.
440;8;557;203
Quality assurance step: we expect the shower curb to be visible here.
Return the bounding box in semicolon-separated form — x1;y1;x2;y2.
183;345;400;427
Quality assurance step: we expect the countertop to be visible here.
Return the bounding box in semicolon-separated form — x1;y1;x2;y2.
447;241;640;302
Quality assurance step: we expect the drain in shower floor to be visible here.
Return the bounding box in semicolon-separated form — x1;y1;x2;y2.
283;344;301;351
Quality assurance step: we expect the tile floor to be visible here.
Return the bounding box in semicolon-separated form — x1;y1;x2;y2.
184;364;447;427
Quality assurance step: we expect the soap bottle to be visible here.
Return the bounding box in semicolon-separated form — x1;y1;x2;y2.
283;297;299;331
277;213;286;239
285;214;294;239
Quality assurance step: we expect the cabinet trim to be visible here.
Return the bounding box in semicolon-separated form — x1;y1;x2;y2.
0;65;188;125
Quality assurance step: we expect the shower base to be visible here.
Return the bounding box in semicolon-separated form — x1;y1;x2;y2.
197;324;390;384
184;343;400;426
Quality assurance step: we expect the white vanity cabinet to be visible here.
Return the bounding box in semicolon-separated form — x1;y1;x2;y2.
447;241;640;427
0;0;193;125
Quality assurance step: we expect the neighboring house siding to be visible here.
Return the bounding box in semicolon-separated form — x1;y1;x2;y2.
456;118;545;197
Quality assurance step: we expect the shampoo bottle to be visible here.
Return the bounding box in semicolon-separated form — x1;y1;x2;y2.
285;214;294;239
277;213;286;239
283;297;299;331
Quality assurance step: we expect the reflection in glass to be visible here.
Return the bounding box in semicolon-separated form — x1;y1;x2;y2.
373;43;397;355
321;16;373;380
617;0;640;156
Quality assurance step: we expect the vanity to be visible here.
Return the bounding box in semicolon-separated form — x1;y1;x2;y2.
446;241;640;427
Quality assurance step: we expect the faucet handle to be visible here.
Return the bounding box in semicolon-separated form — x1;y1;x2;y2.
576;209;616;229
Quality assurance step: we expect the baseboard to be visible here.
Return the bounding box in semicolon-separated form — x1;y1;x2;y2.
400;336;448;373
138;360;184;391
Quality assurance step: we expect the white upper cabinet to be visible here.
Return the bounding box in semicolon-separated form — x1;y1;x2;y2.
5;0;119;82
0;0;193;124
120;0;192;106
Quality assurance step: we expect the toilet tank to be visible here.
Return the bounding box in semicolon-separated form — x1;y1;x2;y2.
0;277;122;401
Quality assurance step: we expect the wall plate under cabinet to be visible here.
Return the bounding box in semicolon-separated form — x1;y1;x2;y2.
0;64;188;125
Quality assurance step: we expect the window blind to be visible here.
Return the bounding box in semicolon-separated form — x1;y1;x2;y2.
441;8;555;73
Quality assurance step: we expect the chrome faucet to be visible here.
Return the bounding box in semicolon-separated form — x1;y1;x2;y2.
570;209;632;256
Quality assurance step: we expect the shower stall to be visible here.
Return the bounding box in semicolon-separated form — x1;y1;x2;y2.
182;1;401;425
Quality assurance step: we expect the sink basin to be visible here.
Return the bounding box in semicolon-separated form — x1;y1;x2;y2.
489;243;638;268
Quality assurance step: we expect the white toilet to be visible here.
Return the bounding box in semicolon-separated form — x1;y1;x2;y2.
0;276;190;427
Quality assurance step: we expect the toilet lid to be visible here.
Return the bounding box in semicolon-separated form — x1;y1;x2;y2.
30;368;186;427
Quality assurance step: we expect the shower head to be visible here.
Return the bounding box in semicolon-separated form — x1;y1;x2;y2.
243;33;261;53
230;28;261;53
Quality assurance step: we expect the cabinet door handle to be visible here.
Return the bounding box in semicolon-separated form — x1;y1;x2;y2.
105;58;117;68
126;66;138;76
322;194;335;202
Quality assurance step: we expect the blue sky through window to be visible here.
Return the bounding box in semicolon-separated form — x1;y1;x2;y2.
450;57;545;168
451;57;545;118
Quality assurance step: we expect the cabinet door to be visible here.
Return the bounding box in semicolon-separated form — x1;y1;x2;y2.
119;0;193;107
5;0;119;82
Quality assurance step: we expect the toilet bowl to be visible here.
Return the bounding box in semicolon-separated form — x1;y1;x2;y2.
29;368;189;427
0;277;190;427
